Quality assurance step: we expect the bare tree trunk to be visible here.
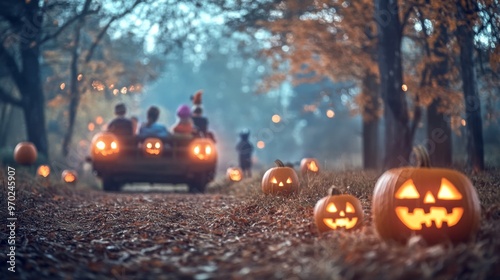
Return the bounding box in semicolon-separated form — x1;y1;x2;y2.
427;24;452;167
20;1;49;157
375;0;411;168
457;1;484;172
361;72;380;169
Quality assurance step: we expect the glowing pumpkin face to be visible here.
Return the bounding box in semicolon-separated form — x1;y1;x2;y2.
91;132;119;158
37;165;51;178
226;167;243;182
373;167;481;244
13;142;38;165
314;189;363;233
143;138;163;155
261;160;299;195
300;158;320;175
62;170;78;184
190;139;216;161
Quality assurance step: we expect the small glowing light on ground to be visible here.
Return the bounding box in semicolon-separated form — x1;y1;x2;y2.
77;74;83;81
461;119;466;126
109;84;114;89
95;116;103;125
60;83;66;90
88;122;95;131
113;89;119;95
272;114;281;123
402;84;408;92
121;87;127;94
257;141;265;149
326;109;335;118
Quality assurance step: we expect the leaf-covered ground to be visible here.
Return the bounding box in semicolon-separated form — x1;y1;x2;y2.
1;168;500;279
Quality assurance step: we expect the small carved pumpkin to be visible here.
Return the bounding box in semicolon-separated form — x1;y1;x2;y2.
13;142;37;165
261;159;299;195
143;138;163;155
37;165;51;178
226;167;243;182
314;187;363;233
372;146;481;244
300;158;320;175
62;170;78;184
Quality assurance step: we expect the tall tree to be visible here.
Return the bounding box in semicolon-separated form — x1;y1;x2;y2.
375;0;412;168
457;0;484;171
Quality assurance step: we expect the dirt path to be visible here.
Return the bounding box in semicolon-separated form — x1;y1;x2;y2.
2;171;500;279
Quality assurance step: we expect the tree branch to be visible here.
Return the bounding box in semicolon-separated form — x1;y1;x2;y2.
0;44;23;88
400;4;417;34
0;87;22;107
38;6;100;46
85;0;144;63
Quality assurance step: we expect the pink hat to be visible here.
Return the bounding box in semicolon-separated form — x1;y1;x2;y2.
176;104;191;118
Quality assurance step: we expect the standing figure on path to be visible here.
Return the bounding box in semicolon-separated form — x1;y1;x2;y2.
236;129;253;178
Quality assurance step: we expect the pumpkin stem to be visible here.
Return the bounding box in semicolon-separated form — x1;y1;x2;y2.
328;186;342;196
274;159;285;167
410;145;431;168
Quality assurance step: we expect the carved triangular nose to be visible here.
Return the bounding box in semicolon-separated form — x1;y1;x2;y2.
424;191;436;203
340;211;345;217
279;182;284;187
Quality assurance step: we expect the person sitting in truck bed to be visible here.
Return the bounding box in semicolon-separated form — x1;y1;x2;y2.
171;104;194;135
138;106;170;140
107;103;134;136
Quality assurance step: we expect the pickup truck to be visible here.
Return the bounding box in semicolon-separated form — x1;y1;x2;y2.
87;132;217;193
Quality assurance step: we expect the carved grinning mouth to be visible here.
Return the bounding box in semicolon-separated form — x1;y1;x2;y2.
395;207;464;230
323;217;358;230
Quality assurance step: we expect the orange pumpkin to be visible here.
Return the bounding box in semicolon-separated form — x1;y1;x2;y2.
226;167;243;182
62;170;78;184
314;187;363;233
372;146;481;244
13;142;37;165
90;132;120;158
37;165;51;178
190;138;216;161
261;159;299;195
300;158;320;175
143;138;163;155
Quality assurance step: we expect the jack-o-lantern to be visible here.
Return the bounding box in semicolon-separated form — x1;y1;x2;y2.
262;159;299;195
226;167;243;182
372;146;481;244
91;132;120;158
13;142;38;165
314;187;363;233
62;170;78;184
300;158;320;175
143;138;163;155
37;165;51;178
190;138;216;161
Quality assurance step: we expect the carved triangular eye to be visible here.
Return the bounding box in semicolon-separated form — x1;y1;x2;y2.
271;177;277;184
286;177;292;184
395;179;420;199
437;178;463;200
346;202;355;213
326;202;337;213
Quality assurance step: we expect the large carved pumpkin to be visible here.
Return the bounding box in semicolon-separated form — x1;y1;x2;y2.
314;187;364;233
261;159;299;195
13;142;37;165
372;146;481;244
300;158;320;175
